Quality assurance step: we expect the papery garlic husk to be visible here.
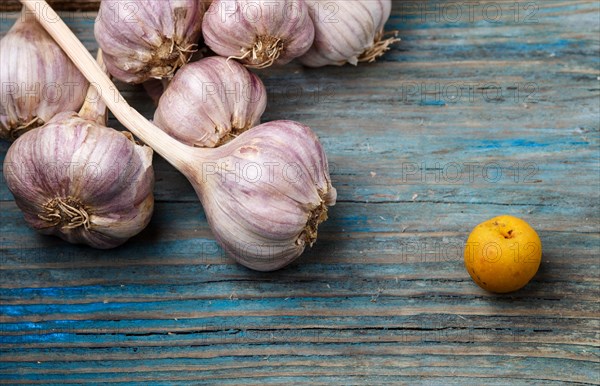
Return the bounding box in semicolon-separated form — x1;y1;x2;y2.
298;0;399;67
0;8;88;141
3;111;155;249
186;120;336;271
95;0;210;84
202;0;315;69
154;56;267;147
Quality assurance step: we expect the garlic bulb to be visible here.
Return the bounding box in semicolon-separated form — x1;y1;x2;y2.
23;1;336;270
298;0;399;67
154;56;267;147
0;8;88;140
203;0;315;68
95;0;209;84
3;111;155;249
189;120;336;270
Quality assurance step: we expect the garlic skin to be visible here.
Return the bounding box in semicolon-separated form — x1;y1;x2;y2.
187;120;336;271
3;112;155;249
202;0;315;68
95;0;209;84
154;56;267;147
0;9;88;140
298;0;398;67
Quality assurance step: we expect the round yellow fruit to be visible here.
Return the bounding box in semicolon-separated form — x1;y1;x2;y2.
464;215;542;293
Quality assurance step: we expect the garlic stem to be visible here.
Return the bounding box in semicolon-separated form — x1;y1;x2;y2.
78;50;108;125
19;0;195;170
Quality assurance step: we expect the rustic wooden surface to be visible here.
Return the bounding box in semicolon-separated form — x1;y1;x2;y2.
1;1;599;384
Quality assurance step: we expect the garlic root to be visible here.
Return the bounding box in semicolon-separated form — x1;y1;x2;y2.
358;31;401;64
39;197;92;231
229;36;285;69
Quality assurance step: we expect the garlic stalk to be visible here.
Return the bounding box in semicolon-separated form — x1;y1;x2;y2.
3;53;155;249
23;0;337;271
298;0;399;67
94;0;210;84
154;56;267;147
202;0;315;69
0;7;88;140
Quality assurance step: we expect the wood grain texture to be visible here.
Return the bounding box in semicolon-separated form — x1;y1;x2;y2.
1;0;599;384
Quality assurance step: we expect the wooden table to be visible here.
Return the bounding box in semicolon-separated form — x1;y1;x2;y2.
1;1;599;384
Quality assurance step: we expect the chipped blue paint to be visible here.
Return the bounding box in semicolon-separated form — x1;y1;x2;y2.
419;100;447;106
508;139;549;148
0;333;73;344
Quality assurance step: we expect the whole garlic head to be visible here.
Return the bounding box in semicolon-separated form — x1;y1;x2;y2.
95;0;209;84
187;120;336;271
202;0;315;68
0;9;88;140
154;56;267;147
299;0;398;67
3;112;155;249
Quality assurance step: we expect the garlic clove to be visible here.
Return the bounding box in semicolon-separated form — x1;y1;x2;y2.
95;0;209;84
298;0;399;67
153;56;267;147
0;8;88;140
3;112;155;249
202;0;315;68
189;120;336;271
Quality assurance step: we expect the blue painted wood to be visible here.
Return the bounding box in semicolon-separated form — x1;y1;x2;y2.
1;1;599;384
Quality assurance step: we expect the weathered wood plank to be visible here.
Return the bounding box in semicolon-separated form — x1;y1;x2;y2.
0;358;597;384
1;0;599;384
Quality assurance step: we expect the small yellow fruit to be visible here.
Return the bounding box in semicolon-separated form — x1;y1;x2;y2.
464;215;542;293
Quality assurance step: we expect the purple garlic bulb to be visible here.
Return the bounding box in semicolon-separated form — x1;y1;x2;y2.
3;112;155;249
154;56;267;147
0;8;88;140
202;0;315;68
186;120;337;271
95;0;210;84
299;0;399;67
